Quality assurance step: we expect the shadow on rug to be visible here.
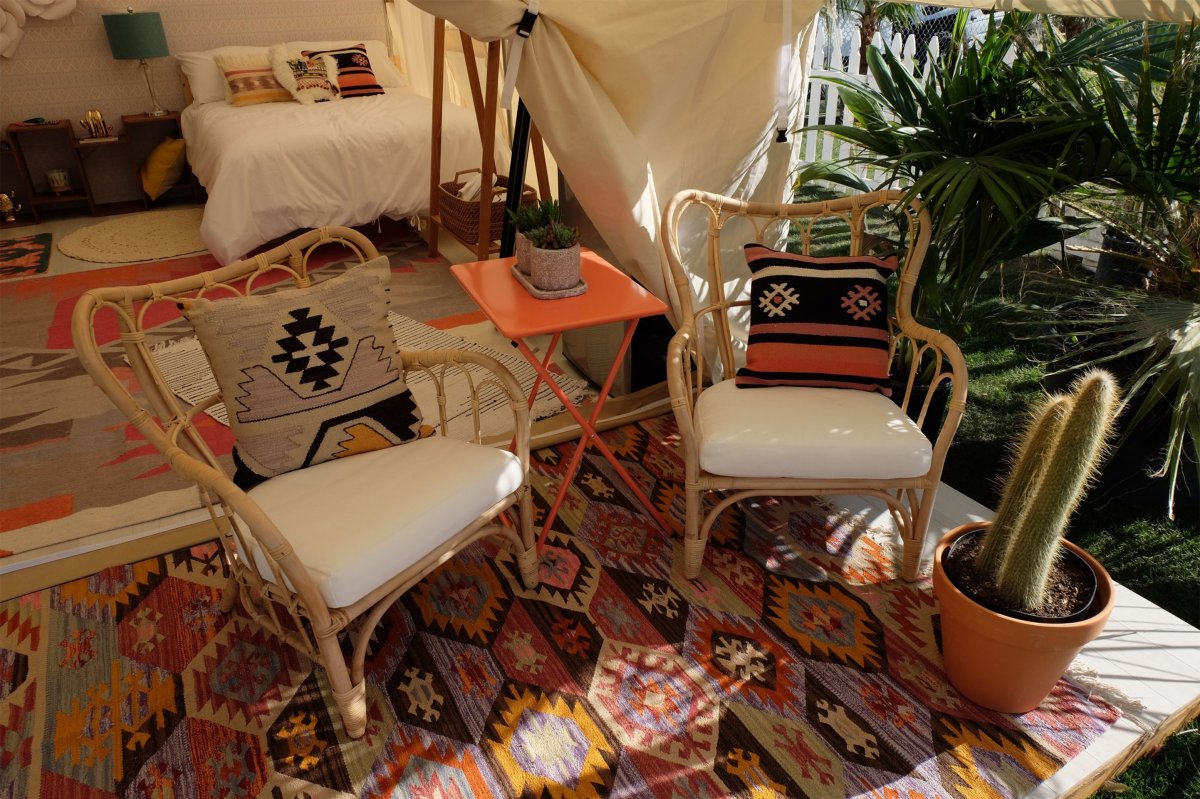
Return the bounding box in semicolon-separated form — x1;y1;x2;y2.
0;232;51;279
0;415;1119;798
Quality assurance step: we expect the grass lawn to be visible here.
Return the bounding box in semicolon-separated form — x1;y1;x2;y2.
942;281;1200;799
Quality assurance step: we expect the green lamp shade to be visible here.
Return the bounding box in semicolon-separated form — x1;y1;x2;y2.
102;12;168;60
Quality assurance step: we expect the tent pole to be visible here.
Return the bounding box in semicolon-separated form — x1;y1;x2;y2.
500;99;532;258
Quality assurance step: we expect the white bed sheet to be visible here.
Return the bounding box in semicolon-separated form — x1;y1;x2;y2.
182;89;485;264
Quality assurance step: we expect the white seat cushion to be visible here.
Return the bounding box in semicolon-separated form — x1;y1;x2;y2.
246;437;523;608
694;380;933;480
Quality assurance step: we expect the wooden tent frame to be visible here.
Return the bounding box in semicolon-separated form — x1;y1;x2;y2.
428;19;550;259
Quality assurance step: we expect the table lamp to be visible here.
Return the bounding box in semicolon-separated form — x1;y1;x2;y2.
102;8;169;117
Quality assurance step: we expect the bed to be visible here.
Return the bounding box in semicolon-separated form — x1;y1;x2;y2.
177;41;487;264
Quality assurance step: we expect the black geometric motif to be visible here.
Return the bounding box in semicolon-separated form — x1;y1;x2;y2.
271;308;349;392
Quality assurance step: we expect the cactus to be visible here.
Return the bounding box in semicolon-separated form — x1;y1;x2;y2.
974;370;1120;611
974;394;1073;574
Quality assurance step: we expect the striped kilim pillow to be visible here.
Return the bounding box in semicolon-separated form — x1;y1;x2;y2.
214;53;292;107
302;43;385;98
185;258;423;489
735;243;898;395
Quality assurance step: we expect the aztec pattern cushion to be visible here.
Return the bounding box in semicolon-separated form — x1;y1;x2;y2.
185;257;423;489
736;243;898;394
271;52;340;104
214;52;292;106
302;43;385;98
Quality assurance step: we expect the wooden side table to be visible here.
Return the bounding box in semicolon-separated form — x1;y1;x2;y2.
451;250;673;547
4;121;127;223
121;112;203;207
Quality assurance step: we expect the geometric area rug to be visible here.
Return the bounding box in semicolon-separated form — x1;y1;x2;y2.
0;233;52;280
0;415;1120;798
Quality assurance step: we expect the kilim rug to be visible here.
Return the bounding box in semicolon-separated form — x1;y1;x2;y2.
0;226;483;557
0;233;52;280
0;415;1120;798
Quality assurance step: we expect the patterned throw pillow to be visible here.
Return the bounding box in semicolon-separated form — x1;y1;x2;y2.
302;43;385;98
271;51;340;104
735;244;898;394
214;52;293;106
185;257;423;489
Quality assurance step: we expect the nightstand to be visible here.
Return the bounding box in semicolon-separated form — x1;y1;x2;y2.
121;112;203;207
5;121;128;223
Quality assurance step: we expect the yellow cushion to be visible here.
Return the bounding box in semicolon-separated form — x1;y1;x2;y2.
140;137;187;201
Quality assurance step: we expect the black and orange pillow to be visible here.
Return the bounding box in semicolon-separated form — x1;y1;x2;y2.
301;43;385;98
735;243;897;394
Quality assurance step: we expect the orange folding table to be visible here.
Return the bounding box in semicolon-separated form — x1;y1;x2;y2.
450;251;672;548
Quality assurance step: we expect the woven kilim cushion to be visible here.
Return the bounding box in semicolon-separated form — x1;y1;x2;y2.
302;43;385;98
185;257;422;489
214;52;292;107
736;243;898;394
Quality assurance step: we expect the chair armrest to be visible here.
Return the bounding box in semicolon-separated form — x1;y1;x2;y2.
399;348;531;468
893;316;969;455
667;323;701;472
157;443;334;625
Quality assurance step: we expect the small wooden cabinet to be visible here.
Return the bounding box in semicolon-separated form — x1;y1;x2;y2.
4;120;128;224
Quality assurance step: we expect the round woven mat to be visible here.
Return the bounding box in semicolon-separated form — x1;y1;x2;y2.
58;207;207;263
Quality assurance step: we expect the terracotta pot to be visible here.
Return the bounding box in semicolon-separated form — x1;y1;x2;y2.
529;242;581;291
932;521;1115;714
514;232;533;275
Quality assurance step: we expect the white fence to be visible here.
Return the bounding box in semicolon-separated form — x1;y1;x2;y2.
799;25;1015;186
799;31;942;185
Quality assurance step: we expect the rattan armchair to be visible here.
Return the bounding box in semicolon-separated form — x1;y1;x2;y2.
661;190;967;581
71;227;538;739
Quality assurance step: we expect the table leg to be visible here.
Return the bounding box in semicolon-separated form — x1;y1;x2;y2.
511;332;560;451
515;322;673;550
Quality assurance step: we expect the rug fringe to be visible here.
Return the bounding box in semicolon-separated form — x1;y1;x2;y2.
1067;658;1152;731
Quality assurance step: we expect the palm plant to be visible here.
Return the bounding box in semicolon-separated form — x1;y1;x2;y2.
796;13;1171;330
1018;23;1200;515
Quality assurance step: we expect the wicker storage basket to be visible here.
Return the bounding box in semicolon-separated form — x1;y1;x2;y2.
438;169;536;244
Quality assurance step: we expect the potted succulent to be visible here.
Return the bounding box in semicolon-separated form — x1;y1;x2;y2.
508;198;562;275
932;370;1120;713
526;220;581;291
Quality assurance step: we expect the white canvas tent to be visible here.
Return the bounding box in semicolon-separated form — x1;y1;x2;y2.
408;0;1196;336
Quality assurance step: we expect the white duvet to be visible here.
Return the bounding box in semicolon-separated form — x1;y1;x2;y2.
182;89;485;264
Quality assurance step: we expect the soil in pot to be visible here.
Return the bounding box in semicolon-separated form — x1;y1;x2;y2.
942;529;1097;622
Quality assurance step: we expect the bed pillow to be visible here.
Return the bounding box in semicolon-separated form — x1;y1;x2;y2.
184;257;424;490
301;43;385;98
177;45;270;105
288;39;405;87
735;243;898;395
269;45;340;104
214;52;293;106
140;137;186;200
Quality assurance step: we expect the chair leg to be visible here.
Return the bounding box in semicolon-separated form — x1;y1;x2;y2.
317;629;367;739
516;488;539;589
684;485;704;580
902;486;938;581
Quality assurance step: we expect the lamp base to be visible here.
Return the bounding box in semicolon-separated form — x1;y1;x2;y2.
139;59;169;119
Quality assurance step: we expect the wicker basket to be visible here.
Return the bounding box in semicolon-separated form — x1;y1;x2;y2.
438;168;536;244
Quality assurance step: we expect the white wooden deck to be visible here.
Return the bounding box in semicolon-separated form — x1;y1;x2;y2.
839;484;1200;798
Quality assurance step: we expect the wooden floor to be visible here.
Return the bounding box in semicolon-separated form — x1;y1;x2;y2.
3;474;1197;797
